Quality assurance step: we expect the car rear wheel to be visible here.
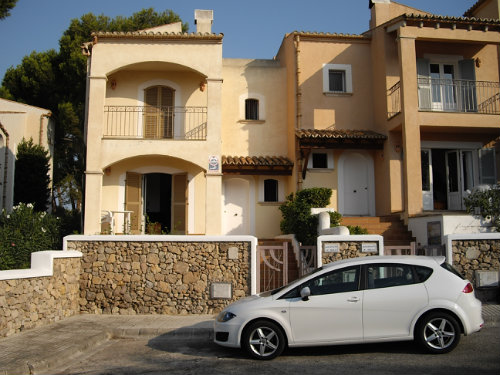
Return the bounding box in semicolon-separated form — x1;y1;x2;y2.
242;320;285;360
416;312;461;354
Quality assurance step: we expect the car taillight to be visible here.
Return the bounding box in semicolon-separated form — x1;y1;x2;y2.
462;282;474;293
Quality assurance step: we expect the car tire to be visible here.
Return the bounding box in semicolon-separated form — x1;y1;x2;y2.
242;320;286;360
415;312;461;354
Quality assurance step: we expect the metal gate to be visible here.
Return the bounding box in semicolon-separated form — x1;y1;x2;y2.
257;242;289;293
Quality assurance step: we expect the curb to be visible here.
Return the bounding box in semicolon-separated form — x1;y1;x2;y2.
2;331;110;375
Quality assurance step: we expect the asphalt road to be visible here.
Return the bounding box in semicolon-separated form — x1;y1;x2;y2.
47;323;500;375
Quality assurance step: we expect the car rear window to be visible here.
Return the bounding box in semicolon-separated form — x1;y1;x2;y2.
441;262;465;280
414;266;433;282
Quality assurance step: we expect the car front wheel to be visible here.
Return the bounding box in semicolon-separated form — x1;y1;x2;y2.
416;312;461;354
242;320;286;360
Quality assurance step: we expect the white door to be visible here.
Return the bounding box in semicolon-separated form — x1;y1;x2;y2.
223;178;250;235
363;263;428;339
430;63;457;111
289;266;363;344
343;152;370;216
421;149;433;210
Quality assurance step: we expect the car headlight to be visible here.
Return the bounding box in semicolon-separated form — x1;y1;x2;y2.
217;311;237;322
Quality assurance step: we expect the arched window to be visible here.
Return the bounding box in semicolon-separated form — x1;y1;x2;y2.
144;86;175;138
245;98;259;120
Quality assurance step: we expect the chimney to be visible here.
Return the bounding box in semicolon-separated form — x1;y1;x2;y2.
194;9;213;34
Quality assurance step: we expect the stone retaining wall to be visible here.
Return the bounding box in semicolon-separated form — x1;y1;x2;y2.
451;239;500;285
0;257;81;337
66;240;251;315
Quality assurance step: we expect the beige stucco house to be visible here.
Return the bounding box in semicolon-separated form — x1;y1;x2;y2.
82;2;500;247
0;98;54;212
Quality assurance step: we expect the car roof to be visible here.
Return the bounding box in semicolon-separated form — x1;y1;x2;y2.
322;255;445;269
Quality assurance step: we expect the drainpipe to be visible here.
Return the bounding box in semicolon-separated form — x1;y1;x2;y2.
294;33;303;191
0;122;10;210
39;112;52;146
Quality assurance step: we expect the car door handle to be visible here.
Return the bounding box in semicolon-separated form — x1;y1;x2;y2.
347;297;360;303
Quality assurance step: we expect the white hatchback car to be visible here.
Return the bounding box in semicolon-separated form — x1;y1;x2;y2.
214;256;483;359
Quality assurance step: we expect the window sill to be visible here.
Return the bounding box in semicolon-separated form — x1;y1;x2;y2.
238;119;266;124
258;201;284;206
308;168;334;173
323;92;353;97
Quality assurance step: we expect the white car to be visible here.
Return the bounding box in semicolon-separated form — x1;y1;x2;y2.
214;256;483;359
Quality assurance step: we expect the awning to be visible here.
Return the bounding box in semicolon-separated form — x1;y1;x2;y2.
222;155;294;175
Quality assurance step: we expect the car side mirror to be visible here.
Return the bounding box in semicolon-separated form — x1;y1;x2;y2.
300;286;311;301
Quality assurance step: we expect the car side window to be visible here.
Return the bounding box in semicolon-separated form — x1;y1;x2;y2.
414;265;433;282
302;266;360;296
366;264;415;289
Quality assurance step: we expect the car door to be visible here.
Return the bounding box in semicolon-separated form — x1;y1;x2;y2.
287;266;363;344
362;263;428;339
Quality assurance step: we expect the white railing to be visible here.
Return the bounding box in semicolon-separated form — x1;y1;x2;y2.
103;106;207;140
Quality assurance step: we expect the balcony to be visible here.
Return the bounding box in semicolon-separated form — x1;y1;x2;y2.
418;78;499;114
387;79;499;118
103;106;207;140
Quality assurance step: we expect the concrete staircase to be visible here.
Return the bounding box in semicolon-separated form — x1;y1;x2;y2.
340;215;416;249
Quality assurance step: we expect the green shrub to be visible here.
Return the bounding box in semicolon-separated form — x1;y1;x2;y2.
280;188;332;245
464;185;500;231
347;225;369;235
0;203;59;270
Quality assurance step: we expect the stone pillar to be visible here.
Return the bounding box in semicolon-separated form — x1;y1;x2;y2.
397;33;423;221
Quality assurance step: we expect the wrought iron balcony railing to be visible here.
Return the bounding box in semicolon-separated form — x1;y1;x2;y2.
417;78;499;114
103;106;207;140
387;79;499;118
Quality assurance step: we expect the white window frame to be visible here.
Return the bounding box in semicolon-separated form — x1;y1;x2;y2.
239;93;266;123
258;176;285;203
322;64;353;95
308;150;335;170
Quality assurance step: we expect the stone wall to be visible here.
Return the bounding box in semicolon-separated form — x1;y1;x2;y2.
66;240;251;315
321;241;379;265
0;257;81;337
451;239;500;285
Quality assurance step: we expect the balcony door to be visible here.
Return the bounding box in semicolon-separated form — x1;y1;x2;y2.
430;63;457;111
144;86;174;139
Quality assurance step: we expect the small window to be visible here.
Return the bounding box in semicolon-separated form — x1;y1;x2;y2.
245;99;259;120
329;70;346;92
264;179;278;202
312;153;328;169
323;64;352;94
366;264;415;289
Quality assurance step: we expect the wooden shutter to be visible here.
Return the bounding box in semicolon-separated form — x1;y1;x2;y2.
417;58;431;110
144;87;159;138
160;87;174;138
172;174;187;234
458;59;477;112
125;172;142;234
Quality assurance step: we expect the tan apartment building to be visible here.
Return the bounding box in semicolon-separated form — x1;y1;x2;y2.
82;1;500;247
0;98;54;212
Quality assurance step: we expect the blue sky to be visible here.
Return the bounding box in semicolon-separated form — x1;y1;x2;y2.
0;0;476;81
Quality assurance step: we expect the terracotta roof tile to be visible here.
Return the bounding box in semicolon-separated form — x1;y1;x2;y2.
222;155;293;167
91;31;223;41
295;129;387;140
463;0;490;18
